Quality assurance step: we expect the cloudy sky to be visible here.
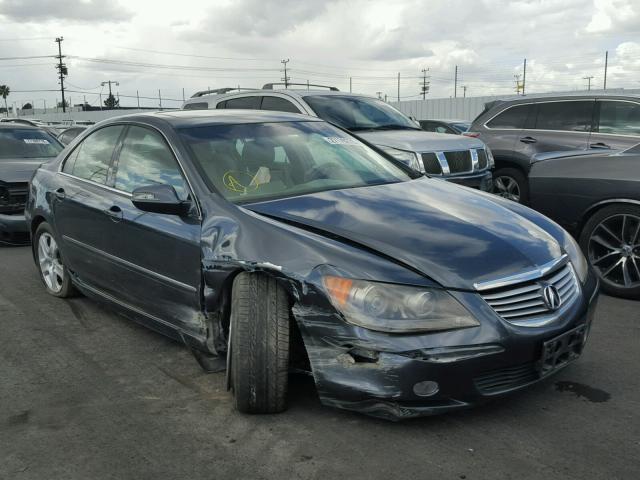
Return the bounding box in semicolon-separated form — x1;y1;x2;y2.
0;0;639;109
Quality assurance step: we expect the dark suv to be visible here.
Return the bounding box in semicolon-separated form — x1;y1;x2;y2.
469;95;640;203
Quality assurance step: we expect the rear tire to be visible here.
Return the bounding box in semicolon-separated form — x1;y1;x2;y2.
579;205;640;300
33;222;75;298
493;167;529;204
229;272;290;414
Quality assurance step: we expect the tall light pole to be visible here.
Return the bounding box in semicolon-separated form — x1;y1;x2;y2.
281;59;290;88
55;37;67;113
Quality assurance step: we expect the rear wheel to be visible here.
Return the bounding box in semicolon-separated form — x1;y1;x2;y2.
34;222;75;298
493;167;528;204
580;205;640;299
229;272;290;414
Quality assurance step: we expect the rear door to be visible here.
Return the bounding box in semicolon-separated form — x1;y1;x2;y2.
55;125;126;291
482;103;532;165
589;99;640;150
106;124;202;333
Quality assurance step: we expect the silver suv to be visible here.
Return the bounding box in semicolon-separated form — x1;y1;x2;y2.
183;84;494;191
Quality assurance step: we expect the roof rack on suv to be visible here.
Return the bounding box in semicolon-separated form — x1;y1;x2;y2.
262;83;339;91
191;87;257;98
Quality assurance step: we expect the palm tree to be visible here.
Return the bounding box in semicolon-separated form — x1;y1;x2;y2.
0;85;9;117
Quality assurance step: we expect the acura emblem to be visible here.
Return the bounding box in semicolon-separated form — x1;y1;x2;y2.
542;285;561;311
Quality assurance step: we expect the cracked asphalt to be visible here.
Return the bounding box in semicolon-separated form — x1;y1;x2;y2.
1;245;639;480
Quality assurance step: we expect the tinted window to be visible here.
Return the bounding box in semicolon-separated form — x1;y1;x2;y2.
184;102;209;110
0;128;63;159
180;121;412;204
598;101;640;136
219;96;261;109
535;101;594;132
261;96;300;113
62;126;124;184
114;126;188;199
486;104;530;129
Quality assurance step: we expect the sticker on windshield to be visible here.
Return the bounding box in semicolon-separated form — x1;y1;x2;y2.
23;139;50;145
322;136;360;146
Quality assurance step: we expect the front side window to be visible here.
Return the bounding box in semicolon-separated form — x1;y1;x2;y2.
261;96;301;113
303;95;419;132
534;101;594;132
486;104;530;129
0;128;63;159
62;125;124;185
180;121;413;204
597;101;640;136
114;126;188;199
219;96;261;109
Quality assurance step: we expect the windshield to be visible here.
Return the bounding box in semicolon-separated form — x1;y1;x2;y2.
303;95;420;132
180;121;413;204
0;128;63;159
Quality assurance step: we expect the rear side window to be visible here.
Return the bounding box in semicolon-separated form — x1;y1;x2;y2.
597;101;640;136
534;101;594;132
114;126;188;199
184;102;208;110
261;96;300;113
218;96;261;109
486;104;530;129
62;125;124;185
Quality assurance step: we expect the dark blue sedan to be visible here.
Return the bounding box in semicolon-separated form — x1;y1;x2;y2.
26;110;599;420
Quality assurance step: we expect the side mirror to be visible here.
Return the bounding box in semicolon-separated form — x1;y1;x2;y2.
131;184;191;216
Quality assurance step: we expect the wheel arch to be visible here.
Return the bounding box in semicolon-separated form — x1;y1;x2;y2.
578;199;640;237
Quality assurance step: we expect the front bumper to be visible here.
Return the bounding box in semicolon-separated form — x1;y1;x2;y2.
0;212;29;244
445;170;493;191
294;269;599;420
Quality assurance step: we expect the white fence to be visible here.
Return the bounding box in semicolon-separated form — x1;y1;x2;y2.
5;108;176;125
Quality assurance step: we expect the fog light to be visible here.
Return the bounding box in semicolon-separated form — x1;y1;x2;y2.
413;380;439;397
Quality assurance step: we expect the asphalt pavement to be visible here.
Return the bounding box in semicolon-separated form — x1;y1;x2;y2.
1;245;638;480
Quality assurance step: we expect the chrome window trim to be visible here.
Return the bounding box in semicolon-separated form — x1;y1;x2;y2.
474;254;569;291
57;121;202;218
63;235;197;293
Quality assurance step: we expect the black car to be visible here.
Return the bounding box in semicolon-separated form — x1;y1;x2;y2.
469;94;640;203
529;144;640;299
419;119;471;135
27;110;598;420
0;124;63;243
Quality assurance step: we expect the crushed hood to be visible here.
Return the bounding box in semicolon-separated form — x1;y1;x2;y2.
356;130;485;152
246;178;562;290
0;159;49;184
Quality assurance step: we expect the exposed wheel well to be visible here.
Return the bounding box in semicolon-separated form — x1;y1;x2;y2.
30;215;46;236
578;200;640;238
493;158;527;174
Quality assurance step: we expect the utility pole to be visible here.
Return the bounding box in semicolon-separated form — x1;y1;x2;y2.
281;59;290;88
514;74;524;95
603;51;608;90
349;77;352;93
583;76;594;91
522;58;527;95
101;80;119;108
55;37;67;113
454;65;458;98
136;90;140;108
397;72;400;102
420;68;430;99
462;85;467;98
376;91;382;100
158;89;162;109
182;87;185;102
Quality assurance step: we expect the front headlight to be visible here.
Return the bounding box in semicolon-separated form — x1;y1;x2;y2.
322;276;479;333
485;145;495;168
377;146;423;172
563;233;588;283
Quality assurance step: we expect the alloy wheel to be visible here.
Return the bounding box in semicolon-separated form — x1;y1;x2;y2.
588;213;640;290
494;175;521;202
38;232;64;293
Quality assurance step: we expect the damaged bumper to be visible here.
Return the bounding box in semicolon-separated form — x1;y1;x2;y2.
293;271;599;421
0;212;29;244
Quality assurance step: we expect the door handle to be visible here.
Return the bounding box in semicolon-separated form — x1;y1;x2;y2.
104;205;123;222
54;187;66;200
589;142;610;149
519;136;537;144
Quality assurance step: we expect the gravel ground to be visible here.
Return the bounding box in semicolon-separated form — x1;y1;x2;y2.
1;245;638;480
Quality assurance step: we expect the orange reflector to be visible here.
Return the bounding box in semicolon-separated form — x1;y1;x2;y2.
322;276;353;306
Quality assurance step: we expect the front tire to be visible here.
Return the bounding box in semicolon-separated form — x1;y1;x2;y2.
580;205;640;299
33;222;75;298
229;272;290;414
493;167;528;204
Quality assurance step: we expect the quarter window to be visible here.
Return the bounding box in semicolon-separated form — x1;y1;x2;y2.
62;125;124;185
597;101;640;136
218;96;261;109
261;96;300;113
486;104;530;129
184;102;209;110
114;126;188;199
534;101;594;132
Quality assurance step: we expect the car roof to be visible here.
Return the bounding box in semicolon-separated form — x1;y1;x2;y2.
185;89;374;103
487;93;640;109
0;123;40;130
100;109;325;128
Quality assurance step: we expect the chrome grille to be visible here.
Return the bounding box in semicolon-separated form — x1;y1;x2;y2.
476;149;488;169
421;152;442;174
443;150;472;173
480;263;579;323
